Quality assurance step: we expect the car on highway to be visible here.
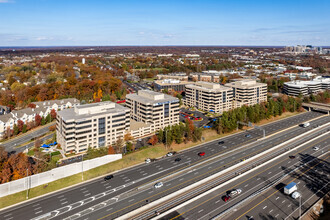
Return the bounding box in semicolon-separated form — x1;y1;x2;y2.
245;134;252;138
222;195;231;202
166;152;173;157
104;175;114;181
292;191;301;199
198;152;205;157
289;155;296;159
154;182;163;188
313;147;319;151
175;158;181;162
218;141;224;144
145;158;151;163
228;188;242;196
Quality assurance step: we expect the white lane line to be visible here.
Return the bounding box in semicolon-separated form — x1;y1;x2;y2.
125;179;130;182
282;200;285;203
143;173;148;176
276;197;279;200
34;207;42;210
79;188;86;191
106;186;112;189
275;214;279;217
61;201;68;205
269;209;273;213
3;213;12;217
268;171;272;174
82;190;89;193
179;178;184;181
84;193;91;197
215;200;220;204
167;183;172;186
263;206;267;209
244;184;249;187
5;217;13;220
148;191;153;194
129;199;134;202
107;208;113;211
208;167;212;169
288;204;291;207
35;210;43;215
198;209;204;213
32;203;40;207
60;198;66;201
257;177;260;180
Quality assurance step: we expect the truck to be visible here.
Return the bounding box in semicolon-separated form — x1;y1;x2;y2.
302;122;310;128
284;182;297;195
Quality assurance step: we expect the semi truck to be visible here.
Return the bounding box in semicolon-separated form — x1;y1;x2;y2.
284;182;297;195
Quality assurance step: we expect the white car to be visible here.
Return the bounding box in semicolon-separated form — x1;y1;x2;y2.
229;189;242;196
292;191;301;199
154;182;163;188
145;158;151;164
166;152;173;157
313;147;319;151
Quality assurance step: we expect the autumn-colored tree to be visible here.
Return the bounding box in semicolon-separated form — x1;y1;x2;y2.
148;135;158;146
28;103;36;108
50;109;57;120
49;125;56;131
108;146;115;154
34;138;41;149
35;114;42;126
17;120;24;132
124;133;133;142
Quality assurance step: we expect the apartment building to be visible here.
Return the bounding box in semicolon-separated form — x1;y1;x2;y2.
225;80;267;106
56;101;130;154
32;98;80;111
126;90;180;132
154;79;193;92
184;82;233;114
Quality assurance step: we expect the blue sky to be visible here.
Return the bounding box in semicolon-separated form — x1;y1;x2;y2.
0;0;329;46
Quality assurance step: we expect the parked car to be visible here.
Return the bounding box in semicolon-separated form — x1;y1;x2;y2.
198;152;205;157
104;175;114;181
154;182;164;188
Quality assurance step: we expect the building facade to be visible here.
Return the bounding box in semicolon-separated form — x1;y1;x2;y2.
184;82;233;114
154;79;193;92
126;90;180;132
283;77;330;97
225;80;267;106
56;102;130;154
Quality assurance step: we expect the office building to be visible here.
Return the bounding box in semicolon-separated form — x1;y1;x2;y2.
283;77;330;96
225;80;267;106
156;73;188;81
126;90;180;132
56;102;130;154
154;79;193;92
184;82;233;114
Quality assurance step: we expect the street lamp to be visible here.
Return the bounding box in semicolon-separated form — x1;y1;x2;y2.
26;168;29;199
81;154;84;181
299;192;302;220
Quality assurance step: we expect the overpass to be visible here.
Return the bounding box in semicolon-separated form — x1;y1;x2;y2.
302;102;330;114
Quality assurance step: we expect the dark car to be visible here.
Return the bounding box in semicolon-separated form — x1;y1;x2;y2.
245;134;252;138
289;155;296;159
222;195;231;202
198;152;206;157
218;141;224;144
175;158;181;162
104;175;114;180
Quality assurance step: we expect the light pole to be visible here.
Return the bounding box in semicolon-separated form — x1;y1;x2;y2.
299;192;302;219
81;154;84;181
26;168;29;199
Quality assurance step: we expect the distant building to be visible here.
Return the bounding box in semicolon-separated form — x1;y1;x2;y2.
56;102;130;154
283;77;330;96
32;98;80;111
190;73;220;83
156;73;188;81
82;58;85;64
154;79;193;92
225;80;268;106
184;82;233;114
126;90;180;132
0;105;10;115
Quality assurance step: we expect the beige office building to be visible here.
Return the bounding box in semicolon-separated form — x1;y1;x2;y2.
225;80;267;106
56;102;130;154
184;82;233;114
126;90;180;132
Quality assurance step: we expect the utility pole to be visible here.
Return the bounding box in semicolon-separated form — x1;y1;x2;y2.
81;155;84;181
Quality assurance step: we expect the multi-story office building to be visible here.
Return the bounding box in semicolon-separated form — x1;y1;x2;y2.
156;73;188;81
126;90;180;132
190;73;220;83
154;79;193;92
283;77;330;96
184;82;233;114
225;80;267;106
56;102;130;154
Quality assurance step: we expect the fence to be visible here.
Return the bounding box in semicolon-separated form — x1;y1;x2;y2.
0;154;122;198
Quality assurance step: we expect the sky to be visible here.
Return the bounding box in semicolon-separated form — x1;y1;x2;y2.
0;0;329;46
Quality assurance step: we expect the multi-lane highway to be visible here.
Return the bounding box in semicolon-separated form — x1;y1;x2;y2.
0;111;327;220
156;131;329;220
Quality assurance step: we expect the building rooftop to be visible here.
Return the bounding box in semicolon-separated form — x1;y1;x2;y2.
225;80;266;88
284;78;330;88
154;79;193;85
126;90;179;105
58;101;129;122
129;119;151;130
186;81;232;92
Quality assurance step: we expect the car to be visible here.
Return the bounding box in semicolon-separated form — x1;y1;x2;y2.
245;134;252;138
218;141;224;144
175;158;181;162
292;191;301;199
313;147;319;151
228;189;242;196
145;158;151;163
198;152;205;157
222;195;231;202
166;152;173;157
154;182;163;188
104;175;114;181
289;155;296;159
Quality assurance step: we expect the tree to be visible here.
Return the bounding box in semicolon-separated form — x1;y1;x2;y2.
49;125;56;131
17;120;24;132
46;114;51;123
35;114;42;126
13;124;19;136
28;103;36;108
50;109;57;120
41;116;46;126
124;133;133;142
114;138;123;153
22;124;27;133
34;138;41;149
126;142;133;153
148;135;158;146
157;129;164;144
108;146;115;154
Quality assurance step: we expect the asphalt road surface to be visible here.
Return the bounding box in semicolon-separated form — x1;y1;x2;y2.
159;133;329;220
0;111;327;220
0;122;55;153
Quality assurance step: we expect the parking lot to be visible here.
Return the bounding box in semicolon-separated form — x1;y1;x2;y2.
180;108;210;128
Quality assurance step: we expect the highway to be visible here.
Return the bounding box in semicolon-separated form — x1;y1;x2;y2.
0;111;327;220
156;131;329;220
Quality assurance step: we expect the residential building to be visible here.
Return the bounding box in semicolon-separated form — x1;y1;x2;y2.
184;82;233;114
126;90;180;132
0;105;10;115
225;80;267;106
32;98;80;111
56;102;130;154
154;79;193;92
